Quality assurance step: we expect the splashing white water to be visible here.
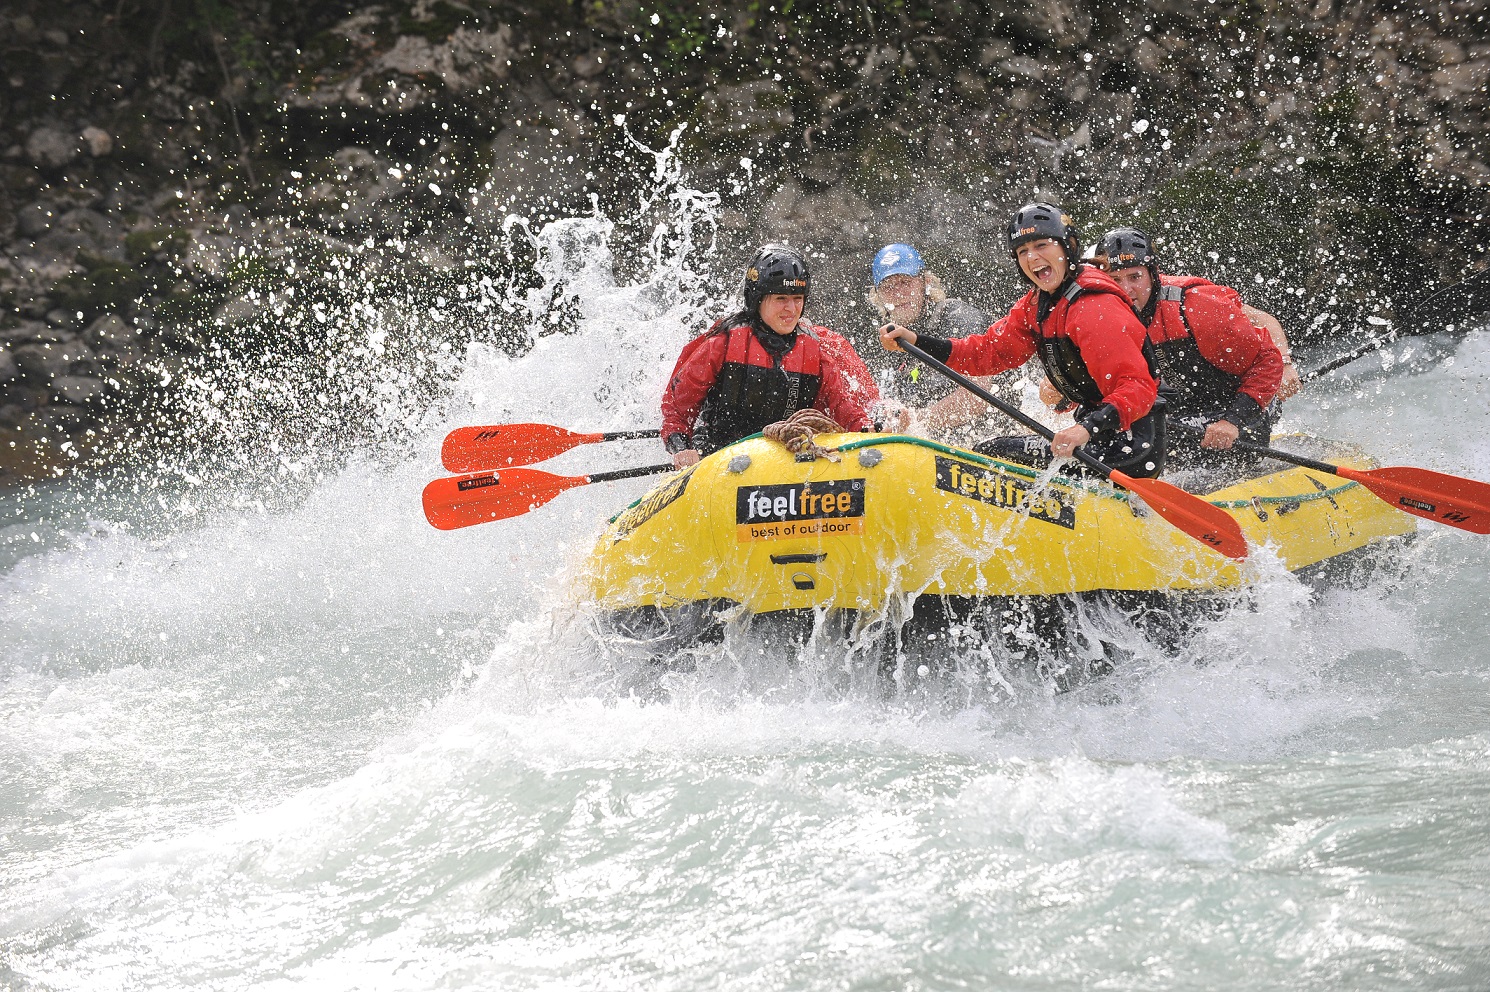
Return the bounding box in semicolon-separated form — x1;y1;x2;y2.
3;132;1490;990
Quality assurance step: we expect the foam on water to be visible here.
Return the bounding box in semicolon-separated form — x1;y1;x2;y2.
3;149;1490;988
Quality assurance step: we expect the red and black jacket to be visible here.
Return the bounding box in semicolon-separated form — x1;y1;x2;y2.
1143;274;1283;425
661;316;876;454
916;265;1159;435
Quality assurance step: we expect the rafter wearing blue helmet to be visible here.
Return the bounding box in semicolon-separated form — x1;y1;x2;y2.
868;243;1025;438
879;203;1167;479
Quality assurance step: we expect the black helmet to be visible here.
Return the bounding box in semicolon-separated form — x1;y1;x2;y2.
743;244;810;314
1098;227;1157;274
1007;201;1082;277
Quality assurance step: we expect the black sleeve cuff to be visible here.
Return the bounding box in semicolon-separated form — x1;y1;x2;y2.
663;432;693;454
1078;403;1122;438
916;334;953;363
1222;393;1264;427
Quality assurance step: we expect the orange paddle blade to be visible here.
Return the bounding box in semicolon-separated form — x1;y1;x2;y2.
441;424;603;473
1111;471;1250;560
1335;465;1490;534
422;468;587;531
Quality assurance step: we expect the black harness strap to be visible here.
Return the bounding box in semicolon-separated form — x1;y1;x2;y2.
1038;281;1102;406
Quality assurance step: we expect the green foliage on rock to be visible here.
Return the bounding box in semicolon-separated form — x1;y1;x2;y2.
53;261;145;316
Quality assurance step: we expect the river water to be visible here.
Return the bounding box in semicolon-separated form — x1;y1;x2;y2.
3;196;1489;989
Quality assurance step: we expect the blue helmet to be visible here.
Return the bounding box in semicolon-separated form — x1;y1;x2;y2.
872;243;925;285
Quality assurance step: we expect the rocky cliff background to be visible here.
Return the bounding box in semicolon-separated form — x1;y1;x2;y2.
2;0;1486;485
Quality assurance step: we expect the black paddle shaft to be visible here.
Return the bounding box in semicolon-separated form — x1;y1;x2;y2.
1168;421;1339;476
898;340;1116;481
1302;338;1400;383
1301;268;1490;383
601;429;663;442
586;462;676;484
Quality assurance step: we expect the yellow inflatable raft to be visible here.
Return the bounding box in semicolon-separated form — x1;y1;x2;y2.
574;433;1415;618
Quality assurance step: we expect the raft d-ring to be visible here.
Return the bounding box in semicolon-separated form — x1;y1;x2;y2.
857;447;885;467
1251;496;1269;521
727;454;752;474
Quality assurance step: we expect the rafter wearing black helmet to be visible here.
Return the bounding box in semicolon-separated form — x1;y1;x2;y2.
1093;224;1300;402
660;244;882;468
880;202;1166;478
743;244;811;314
1092;225;1285;476
1007;202;1083;284
1096;227;1160;286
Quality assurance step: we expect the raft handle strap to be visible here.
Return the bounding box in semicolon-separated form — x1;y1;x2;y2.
771;552;828;564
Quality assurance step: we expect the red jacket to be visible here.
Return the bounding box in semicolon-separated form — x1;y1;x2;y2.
945;266;1158;429
1146;274;1283;417
661;318;878;451
814;326;880;412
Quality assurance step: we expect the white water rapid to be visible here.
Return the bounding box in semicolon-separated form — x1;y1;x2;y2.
4;154;1489;989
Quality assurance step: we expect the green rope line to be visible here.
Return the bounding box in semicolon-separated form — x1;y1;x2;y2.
1207;480;1359;508
608;433;1361;521
835;435;1362;509
834;434;1118;499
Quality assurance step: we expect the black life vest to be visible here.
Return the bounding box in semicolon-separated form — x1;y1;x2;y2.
697;320;823;452
1032;269;1162;411
1146;276;1246;415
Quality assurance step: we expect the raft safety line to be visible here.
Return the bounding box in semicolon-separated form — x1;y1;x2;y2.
834;435;1362;507
1207;483;1360;509
606;433;1361;521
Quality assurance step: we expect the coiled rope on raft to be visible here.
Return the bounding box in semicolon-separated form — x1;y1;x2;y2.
761;409;844;462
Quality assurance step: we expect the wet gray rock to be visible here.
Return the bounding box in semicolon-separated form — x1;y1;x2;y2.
288;11;515;113
1004;2;1091;49
82;315;139;349
479;92;593;215
95;338;145;366
16;299;52;320
81;127;113;157
754;182;875;246
0;345;16;384
23;209;124;265
180;230;236;280
213;297;260;328
290;146;404;229
376;25;516;93
51;374;106;406
34;403;89;434
12;342;72;381
997;57;1046;84
25;127;80;170
46;309;85;330
698;80;796;143
17;202;59;237
0;321;70;346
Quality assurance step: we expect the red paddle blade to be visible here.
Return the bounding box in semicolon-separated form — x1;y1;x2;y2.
1111;471;1250;560
441;424;603;472
1336;465;1490;534
422;468;588;531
